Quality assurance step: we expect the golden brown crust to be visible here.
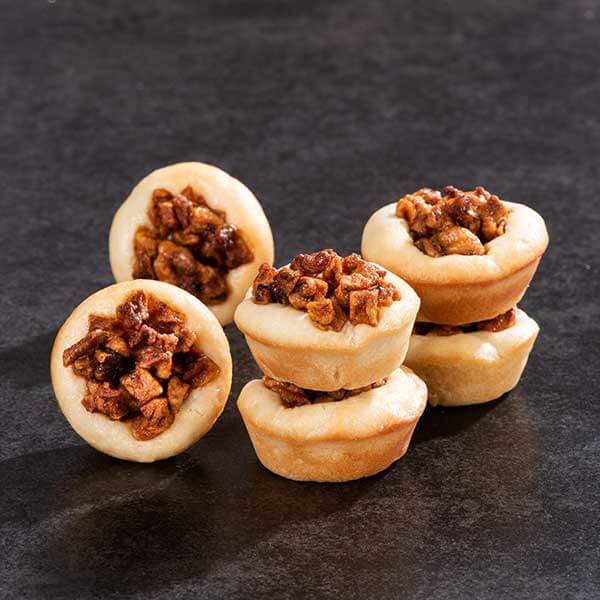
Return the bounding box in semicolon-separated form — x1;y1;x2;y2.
237;367;427;482
51;280;232;462
404;308;539;406
234;268;420;391
109;162;275;326
361;201;548;324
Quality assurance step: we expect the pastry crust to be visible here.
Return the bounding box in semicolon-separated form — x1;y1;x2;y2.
50;280;232;462
109;162;275;326
404;308;539;406
234;269;420;391
237;367;427;482
361;201;548;324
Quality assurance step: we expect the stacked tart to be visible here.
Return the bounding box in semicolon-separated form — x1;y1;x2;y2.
234;249;427;482
362;186;549;406
109;162;274;326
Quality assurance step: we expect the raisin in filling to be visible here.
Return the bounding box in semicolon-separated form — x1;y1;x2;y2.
413;308;517;336
251;249;400;331
396;186;510;257
62;290;220;441
263;376;388;408
133;186;254;305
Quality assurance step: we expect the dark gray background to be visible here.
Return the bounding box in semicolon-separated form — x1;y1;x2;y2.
1;1;599;598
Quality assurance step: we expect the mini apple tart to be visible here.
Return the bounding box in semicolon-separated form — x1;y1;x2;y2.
109;162;275;326
405;308;539;407
234;249;420;391
237;367;427;482
361;186;548;324
51;280;232;462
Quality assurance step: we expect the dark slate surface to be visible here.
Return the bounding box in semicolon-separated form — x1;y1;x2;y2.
1;1;599;598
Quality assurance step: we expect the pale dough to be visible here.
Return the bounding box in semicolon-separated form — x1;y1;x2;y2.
109;162;275;326
51;280;232;462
